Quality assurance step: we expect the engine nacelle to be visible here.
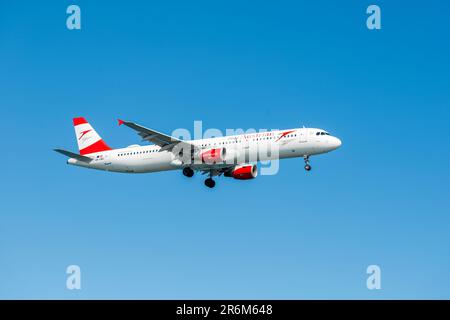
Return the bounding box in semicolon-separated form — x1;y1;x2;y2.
200;148;226;164
229;164;258;180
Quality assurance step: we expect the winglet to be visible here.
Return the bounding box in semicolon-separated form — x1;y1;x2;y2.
118;119;125;126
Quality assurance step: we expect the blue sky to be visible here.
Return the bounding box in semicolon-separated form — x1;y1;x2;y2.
1;0;449;299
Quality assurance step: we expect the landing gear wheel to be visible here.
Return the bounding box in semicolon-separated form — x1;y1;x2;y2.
303;155;311;171
182;167;194;178
204;178;216;188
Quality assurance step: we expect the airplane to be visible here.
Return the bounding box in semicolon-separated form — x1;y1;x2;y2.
54;117;342;188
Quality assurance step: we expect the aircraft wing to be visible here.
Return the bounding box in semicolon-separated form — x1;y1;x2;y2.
118;119;196;152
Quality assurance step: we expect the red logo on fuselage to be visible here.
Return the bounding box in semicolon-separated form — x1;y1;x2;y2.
275;130;296;142
78;129;92;140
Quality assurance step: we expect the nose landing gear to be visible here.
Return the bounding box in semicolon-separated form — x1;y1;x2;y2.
304;155;312;171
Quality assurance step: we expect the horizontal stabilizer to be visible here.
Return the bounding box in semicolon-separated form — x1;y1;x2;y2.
54;149;93;163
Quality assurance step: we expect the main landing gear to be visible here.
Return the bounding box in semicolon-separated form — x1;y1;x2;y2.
182;167;216;188
304;155;312;171
182;167;194;178
204;178;216;188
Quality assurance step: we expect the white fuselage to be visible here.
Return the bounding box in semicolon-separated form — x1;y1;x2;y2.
67;128;341;173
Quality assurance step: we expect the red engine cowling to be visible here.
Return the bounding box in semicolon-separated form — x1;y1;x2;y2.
231;164;258;180
200;148;226;164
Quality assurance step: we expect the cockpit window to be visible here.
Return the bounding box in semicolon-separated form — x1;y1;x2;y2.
317;131;330;136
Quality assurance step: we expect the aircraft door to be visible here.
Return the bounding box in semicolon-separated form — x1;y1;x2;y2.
299;129;307;143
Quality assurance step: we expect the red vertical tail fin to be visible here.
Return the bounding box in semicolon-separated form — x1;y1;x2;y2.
73;117;112;155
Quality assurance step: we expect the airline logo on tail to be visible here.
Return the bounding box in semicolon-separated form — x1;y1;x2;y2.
78;129;92;140
73;117;112;155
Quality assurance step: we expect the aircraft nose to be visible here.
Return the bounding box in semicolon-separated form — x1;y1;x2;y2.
331;137;342;149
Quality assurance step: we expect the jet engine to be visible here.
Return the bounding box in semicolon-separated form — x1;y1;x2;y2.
200;148;226;164
227;164;258;180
